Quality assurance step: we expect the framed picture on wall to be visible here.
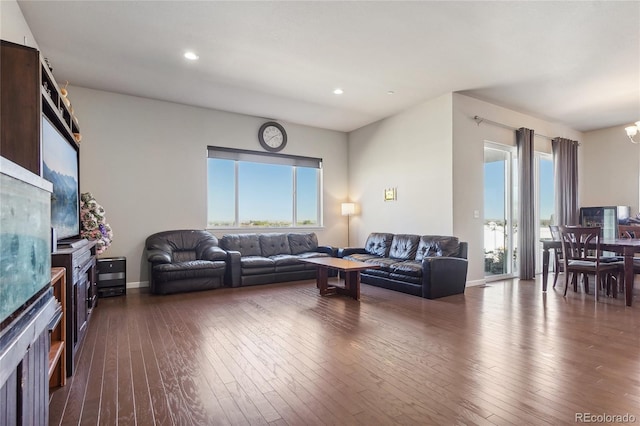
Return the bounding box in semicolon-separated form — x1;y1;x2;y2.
384;187;397;201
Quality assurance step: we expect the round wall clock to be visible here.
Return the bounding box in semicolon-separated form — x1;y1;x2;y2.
258;121;287;152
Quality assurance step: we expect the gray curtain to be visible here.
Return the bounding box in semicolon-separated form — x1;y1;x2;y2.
552;138;579;226
517;128;535;280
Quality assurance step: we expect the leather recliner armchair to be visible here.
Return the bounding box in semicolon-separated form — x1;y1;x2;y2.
146;230;227;295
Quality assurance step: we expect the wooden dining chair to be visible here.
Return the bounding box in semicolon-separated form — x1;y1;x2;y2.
549;225;564;288
618;224;640;277
618;224;639;239
559;225;624;301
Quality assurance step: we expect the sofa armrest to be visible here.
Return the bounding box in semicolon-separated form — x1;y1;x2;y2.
421;257;468;299
317;245;337;257
225;250;242;288
147;249;171;265
200;245;227;261
338;247;367;258
457;242;468;259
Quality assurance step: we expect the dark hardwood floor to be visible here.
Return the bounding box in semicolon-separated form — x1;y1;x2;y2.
49;276;640;425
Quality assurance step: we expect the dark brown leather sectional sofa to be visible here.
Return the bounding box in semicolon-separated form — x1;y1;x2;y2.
146;230;467;299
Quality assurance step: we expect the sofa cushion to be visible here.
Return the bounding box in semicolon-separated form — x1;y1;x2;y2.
388;234;420;260
220;234;262;256
172;250;197;263
364;233;394;257
389;273;422;285
269;254;301;266
390;260;422;278
240;256;275;275
260;233;292;257
271;254;308;273
360;257;397;271
363;268;390;278
296;251;330;260
288;233;319;255
343;253;380;263
240;256;275;268
152;260;226;283
415;236;460;260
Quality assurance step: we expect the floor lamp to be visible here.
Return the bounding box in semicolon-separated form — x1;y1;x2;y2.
341;202;356;246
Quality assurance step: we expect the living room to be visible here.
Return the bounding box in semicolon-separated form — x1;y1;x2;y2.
2;1;640;424
4;1;639;289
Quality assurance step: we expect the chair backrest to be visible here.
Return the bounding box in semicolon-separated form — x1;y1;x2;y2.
146;229;219;262
549;225;564;262
618;225;638;239
559;225;602;263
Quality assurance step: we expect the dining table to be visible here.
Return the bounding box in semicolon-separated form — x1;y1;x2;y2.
541;237;640;306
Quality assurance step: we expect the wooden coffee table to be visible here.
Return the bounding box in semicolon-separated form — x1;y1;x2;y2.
300;257;378;301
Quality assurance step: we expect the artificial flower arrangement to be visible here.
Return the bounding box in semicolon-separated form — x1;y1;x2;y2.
80;192;113;255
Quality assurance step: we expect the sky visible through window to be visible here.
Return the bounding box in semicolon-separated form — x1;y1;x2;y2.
538;158;554;222
296;167;318;224
238;162;292;223
207;158;319;226
484;161;506;221
484;157;554;221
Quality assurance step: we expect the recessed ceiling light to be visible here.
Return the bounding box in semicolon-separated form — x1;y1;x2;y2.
333;88;344;95
184;51;199;60
387;90;395;95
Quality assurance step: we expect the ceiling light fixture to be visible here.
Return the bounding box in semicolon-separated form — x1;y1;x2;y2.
333;88;344;95
184;51;199;60
625;121;640;144
387;90;395;95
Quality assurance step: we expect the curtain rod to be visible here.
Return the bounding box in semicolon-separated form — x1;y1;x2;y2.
473;115;553;141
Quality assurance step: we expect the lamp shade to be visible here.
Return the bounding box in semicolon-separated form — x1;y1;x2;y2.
341;202;356;216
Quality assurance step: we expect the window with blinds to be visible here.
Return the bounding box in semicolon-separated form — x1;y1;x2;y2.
207;146;323;228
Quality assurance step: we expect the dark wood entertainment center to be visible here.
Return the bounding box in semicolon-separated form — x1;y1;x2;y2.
1;39;96;421
52;241;98;376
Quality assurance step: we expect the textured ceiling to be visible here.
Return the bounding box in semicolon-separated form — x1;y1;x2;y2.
17;1;640;133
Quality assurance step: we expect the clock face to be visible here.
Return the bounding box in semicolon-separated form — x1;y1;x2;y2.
263;126;283;147
259;122;287;152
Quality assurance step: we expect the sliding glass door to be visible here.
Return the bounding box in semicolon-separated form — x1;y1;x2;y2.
484;143;518;278
484;143;554;278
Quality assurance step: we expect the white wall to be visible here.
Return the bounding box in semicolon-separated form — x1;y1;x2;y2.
347;93;454;245
452;93;583;283
580;125;639;213
68;86;348;286
347;92;586;284
0;0;38;47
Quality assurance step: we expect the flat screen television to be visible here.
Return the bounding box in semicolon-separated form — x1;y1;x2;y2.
41;114;80;241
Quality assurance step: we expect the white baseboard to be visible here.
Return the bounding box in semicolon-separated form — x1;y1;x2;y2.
466;279;486;287
126;281;149;289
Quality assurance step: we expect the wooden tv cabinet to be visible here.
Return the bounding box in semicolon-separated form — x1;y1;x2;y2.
51;241;97;377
